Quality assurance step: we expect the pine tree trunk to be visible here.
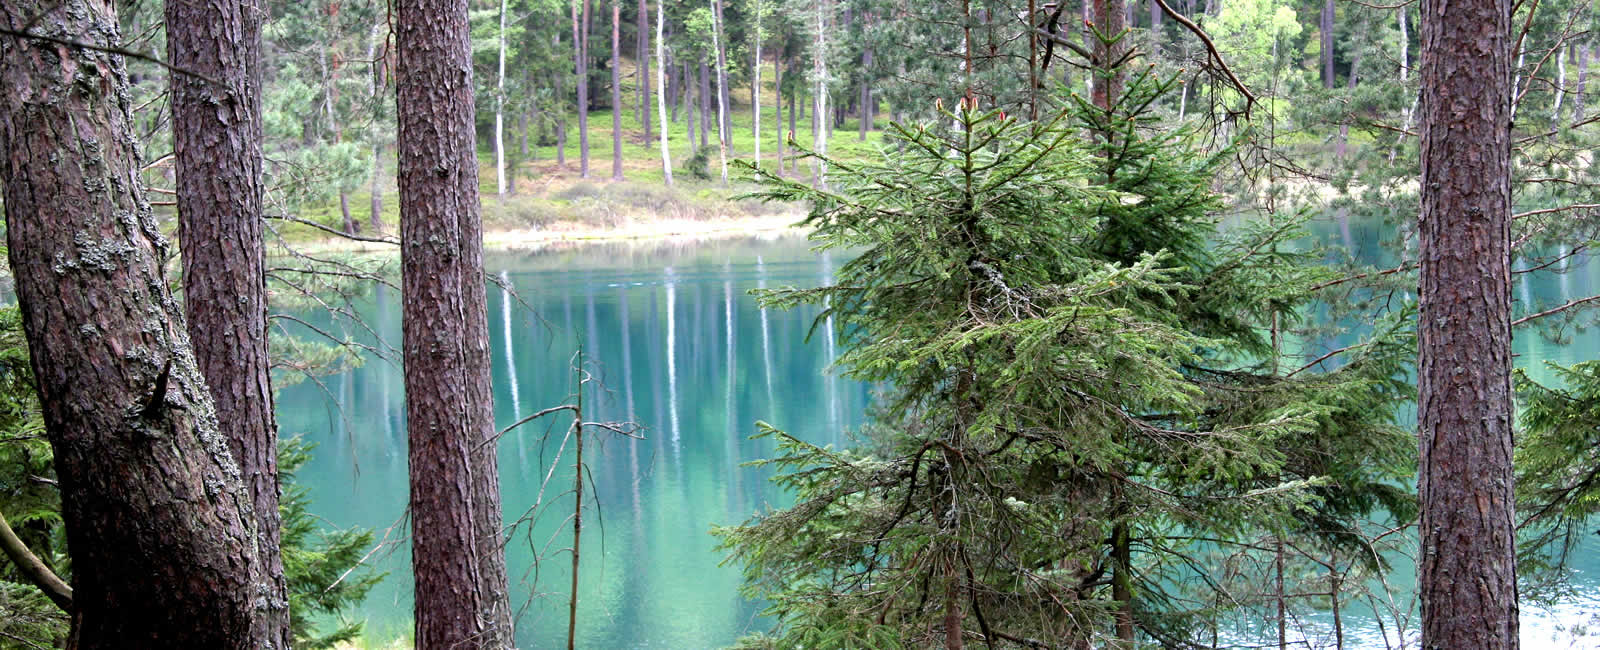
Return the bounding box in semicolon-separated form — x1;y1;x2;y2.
496;0;509;197
1417;0;1519;642
669;52;681;121
0;2;269;646
339;192;357;233
1336;50;1361;158
1553;44;1567;121
753;0;763;169
814;0;829;185
711;0;731;185
574;0;592;177
685;63;698;155
1321;0;1335;89
612;0;625;180
397;0;514;646
1576;41;1589;122
166;0;290;638
700;61;712;150
715;0;733;142
369;20;388;232
372;143;386;230
656;0;674;185
557;72;569;165
859;46;872;141
1092;0;1126;113
520;108;530;157
775;56;785;176
639;0;651;139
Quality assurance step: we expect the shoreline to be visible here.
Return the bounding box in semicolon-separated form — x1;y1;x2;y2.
274;213;809;257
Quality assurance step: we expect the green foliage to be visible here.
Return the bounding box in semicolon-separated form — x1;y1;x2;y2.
717;27;1420;641
0;307;66;648
281;437;384;649
1515;361;1600;598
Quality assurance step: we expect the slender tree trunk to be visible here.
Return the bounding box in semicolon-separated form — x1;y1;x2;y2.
1030;0;1041;117
0;2;268;646
369;20;388;231
685;62;698;155
669;51;681;121
1322;0;1335;89
557;72;569;165
700;61;712;151
1553;43;1567;121
814;0;829;185
0;511;70;611
753;0;764;168
1112;523;1134;646
1336;50;1361;158
397;0;514;646
775;56;785;176
521;106;530;158
788;76;797;169
496;0;509;198
555;30;569;167
372;143;386;229
714;0;733;141
1092;0;1126;113
612;0;625;180
1417;0;1519;643
167;0;289;644
1577;41;1589;122
711;0;730;185
639;0;651;140
859;46;872;140
656;0;674;185
574;0;592;177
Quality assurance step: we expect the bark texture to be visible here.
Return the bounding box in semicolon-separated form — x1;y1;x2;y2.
1091;0;1126;111
1417;0;1519;643
166;1;289;645
396;0;514;647
0;1;268;647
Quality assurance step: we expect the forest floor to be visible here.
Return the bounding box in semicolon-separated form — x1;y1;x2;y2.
278;57;884;250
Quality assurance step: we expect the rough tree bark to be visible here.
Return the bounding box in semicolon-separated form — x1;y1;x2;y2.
1091;0;1126;113
1417;0;1519;643
0;1;269;646
396;0;515;646
166;0;289;646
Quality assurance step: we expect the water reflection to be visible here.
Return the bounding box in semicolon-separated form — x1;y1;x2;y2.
279;236;871;648
276;227;1600;648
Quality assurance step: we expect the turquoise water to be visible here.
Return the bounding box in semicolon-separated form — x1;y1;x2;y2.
277;228;1600;648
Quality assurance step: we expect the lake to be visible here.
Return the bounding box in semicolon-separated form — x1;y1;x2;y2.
276;227;1600;648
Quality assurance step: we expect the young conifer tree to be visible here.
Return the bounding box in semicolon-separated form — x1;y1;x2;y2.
719;36;1415;648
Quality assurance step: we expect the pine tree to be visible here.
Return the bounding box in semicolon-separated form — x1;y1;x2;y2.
719;41;1416;648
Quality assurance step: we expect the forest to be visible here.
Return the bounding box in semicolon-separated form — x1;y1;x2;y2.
0;0;1594;647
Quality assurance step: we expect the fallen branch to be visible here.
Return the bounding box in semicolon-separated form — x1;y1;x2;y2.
0;510;71;611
